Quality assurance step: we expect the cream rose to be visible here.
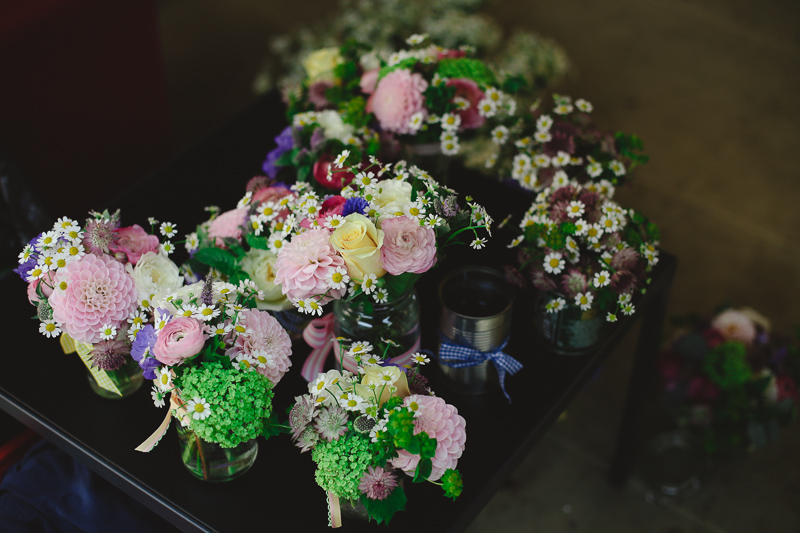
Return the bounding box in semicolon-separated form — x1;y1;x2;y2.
330;214;386;280
316;110;356;143
239;249;292;311
354;366;411;407
127;251;183;302
303;47;342;83
372;180;413;220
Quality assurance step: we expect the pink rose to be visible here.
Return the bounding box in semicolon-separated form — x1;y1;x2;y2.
253;184;294;220
152;317;206;366
26;272;55;305
208;208;247;247
313;153;355;190
318;195;347;223
360;68;379;94
367;69;428;134
379;216;437;275
711;309;757;345
446;78;485;130
109;224;159;265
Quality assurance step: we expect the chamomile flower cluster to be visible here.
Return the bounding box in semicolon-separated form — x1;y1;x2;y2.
289;339;464;523
512;177;659;322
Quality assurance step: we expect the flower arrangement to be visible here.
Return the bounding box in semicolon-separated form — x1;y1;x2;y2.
290;340;465;526
14;210;179;395
254;0;569;99
264;36;527;191
658;307;800;455
509;178;660;323
465;93;649;192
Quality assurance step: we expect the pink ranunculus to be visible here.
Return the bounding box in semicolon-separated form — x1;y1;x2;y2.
313;153;355;190
367;69;428;134
208;208;247;247
318;195;347;225
379;216;437;275
253;184;295;220
152;317;206;366
27;272;55;304
446;78;485;130
109;224;159;265
711;309;757;345
360;68;379;94
274;229;346;305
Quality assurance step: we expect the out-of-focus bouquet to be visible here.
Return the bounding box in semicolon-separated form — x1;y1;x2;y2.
254;0;569;98
509;178;660;323
658;307;800;455
14;210;179;396
463;94;649;191
289;340;465;526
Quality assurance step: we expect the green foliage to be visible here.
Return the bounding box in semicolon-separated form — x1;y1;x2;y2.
413;457;433;483
436;58;497;86
245;234;269;251
702;341;753;389
615;132;650;168
194;248;238;277
441;469;463;500
340;96;368;129
312;433;373;501
423;83;457;115
544;225;567;250
361;486;407;525
377;57;419;81
383;273;421;300
262;412;290;440
502;74;528;95
386;408;415;449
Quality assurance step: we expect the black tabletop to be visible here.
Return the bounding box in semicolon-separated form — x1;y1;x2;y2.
0;95;677;532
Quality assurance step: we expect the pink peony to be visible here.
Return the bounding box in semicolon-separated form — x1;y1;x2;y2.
360;68;379;94
208;208;247;247
109;224;159;265
367;69;428;134
446;78;485;130
313;153;355;190
391;395;467;481
274;229;346;305
711;309;757;345
27;272;55;304
153;317;206;366
226;309;292;384
49;253;138;344
379;216;437;275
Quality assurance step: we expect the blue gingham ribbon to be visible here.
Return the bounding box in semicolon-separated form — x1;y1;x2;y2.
438;336;522;403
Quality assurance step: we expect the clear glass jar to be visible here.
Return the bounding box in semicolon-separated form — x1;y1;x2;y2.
333;289;420;362
87;357;144;399
405;143;451;186
175;425;258;482
534;293;605;354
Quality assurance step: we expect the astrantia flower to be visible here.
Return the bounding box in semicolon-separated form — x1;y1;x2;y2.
289;394;317;441
88;339;130;371
314;405;348;442
391;395;467;481
274;229;346;305
49;253;138;344
359;466;398;501
226;309;292;384
82;217;117;255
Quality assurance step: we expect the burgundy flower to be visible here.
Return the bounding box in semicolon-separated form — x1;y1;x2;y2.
246;175;273;193
503;265;527;289
543;128;576;157
446;78;485;130
561;269;588;299
688;376;719;403
776;375;799;403
308;81;334;110
610;247;641;272
610;270;637;294
530;269;557;292
312;153;356;190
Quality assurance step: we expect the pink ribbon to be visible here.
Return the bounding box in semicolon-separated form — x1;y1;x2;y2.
301;314;420;382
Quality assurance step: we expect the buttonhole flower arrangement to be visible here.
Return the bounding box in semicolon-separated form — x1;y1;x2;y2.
465;93;648;192
290;339;465;525
15;210;182;387
137;274;292;450
508;178;659;322
658;306;800;455
270;153;492;315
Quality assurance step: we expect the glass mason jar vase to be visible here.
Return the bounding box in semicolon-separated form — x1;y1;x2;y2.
405;143;451;186
534;293;605;354
175;425;258;482
86;357;144;399
332;289;420;366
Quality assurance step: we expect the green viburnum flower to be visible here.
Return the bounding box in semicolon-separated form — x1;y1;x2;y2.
419;432;437;459
441;469;463;500
702;341;752;390
312;432;372;501
177;362;274;448
387;409;416;449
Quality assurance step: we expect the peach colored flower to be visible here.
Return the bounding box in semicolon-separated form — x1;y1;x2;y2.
379;216;437;275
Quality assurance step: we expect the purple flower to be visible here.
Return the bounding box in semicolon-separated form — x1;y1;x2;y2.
309;127;327;151
262;126;294;178
131;325;160;378
342;197;370;217
13;234;42;281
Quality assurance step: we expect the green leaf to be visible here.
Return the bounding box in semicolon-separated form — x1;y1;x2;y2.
383;273;421;300
262;413;290;440
246;234;269;250
502;74;528;94
361;486;407;525
413;457;432;483
404;436;421;455
378;57;418;81
297;164;311;184
437;58;497;86
275;147;298;167
193;248;237;277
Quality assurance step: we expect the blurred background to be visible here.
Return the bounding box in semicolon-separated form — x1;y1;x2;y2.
1;0;798;531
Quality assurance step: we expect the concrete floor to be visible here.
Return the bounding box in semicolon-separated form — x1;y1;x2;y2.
154;1;800;531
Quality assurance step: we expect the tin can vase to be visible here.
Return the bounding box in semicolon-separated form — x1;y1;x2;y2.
437;266;514;394
175;425;258;482
86;357;145;399
535;293;605;355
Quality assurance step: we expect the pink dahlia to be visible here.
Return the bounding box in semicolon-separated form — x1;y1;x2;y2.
49;253;138;344
391;395;467;481
446;78;485;130
367;69;428;134
380;216;437;275
226;309;292;384
208;208;247;247
360;68;379;94
274;229;346;305
358;466;398;500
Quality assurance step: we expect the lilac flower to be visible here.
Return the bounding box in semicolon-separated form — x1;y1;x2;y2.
131;325;159;379
342;197;370;217
13;234;42;281
262;126;294;178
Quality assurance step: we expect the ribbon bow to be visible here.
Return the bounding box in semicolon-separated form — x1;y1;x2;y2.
301;314;420;382
438;336;522;403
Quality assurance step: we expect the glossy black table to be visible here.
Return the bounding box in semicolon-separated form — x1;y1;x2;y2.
0;95;677;532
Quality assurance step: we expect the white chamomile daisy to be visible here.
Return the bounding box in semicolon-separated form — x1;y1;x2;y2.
361;273;377;294
210;322;233;337
552;151;571;168
334;150;350;168
373;288;388;303
453;96;470;110
339;393;367;413
232;354;255;372
622;303;635;316
159;222;177;238
160;241;175;255
39;320;62;338
586;224;604;243
411;352;430;365
325;214;346;230
546;297;566;313
151;386;165;408
608;160;626;176
534;130;552;143
593;271;611;288
536;114;553;131
127;309;147;330
586;162;603;178
491;125;509;145
37;231;58;249
477;98;497;118
306;299;323;316
575;292;594;311
470;237;487;250
533;154;551;168
187;397;211;420
184;233;199;254
485;87;502;102
441;138;460;156
328;266;350;290
440;113;461;131
252;350;276;369
194;304;220;322
99;323;116;340
567;201;586;218
554;103;573;115
576;99;593;112
408;111;425;131
155;367;172;391
508;235;524;248
543;252;565;274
